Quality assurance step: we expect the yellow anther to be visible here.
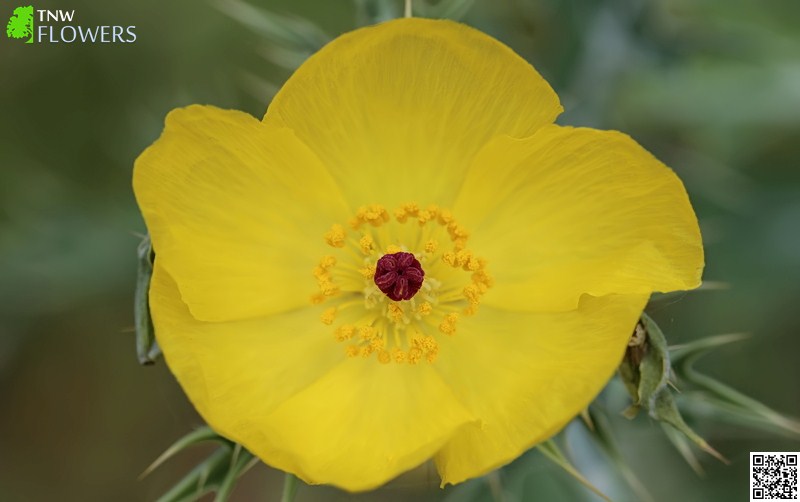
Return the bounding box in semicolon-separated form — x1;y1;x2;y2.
394;206;408;223
320;307;337;325
324;224;346;248
369;337;385;351
447;222;469;239
313;268;330;282
421;336;440;363
335;325;355;341
420;335;438;352
354;204;389;228
359;264;376;279
463;284;481;306
455;249;472;268
359;235;374;254
473;268;494;288
359;325;377;341
388;303;405;323
439;313;459;335
319;281;338;296
417;210;433;225
316;203;491;365
402;202;419;215
438;209;454;225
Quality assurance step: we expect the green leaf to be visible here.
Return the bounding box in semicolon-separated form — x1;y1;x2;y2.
650;390;728;464
536;440;611;502
353;0;401;25
155;447;233;502
670;333;800;437
677;391;800;438
140;426;228;479
415;0;476;20
213;0;329;51
617;315;726;469
586;408;654;502
280;472;300;502
213;444;258;502
135;235;160;365
669;332;749;364
145;428;259;502
660;422;706;476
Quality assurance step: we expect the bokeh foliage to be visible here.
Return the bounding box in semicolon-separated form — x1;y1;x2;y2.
1;0;799;500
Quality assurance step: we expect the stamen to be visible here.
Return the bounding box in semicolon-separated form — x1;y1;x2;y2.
312;202;492;364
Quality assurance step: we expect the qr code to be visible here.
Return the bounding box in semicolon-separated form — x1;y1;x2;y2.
751;452;799;501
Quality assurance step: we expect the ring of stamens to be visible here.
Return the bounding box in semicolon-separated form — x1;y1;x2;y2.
312;203;493;364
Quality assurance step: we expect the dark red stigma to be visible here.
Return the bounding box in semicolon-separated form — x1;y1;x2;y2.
374;252;425;301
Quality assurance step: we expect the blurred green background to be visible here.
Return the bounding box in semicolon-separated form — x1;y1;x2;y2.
2;0;799;500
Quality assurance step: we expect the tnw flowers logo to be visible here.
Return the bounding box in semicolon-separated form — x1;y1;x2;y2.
6;5;34;43
5;4;136;44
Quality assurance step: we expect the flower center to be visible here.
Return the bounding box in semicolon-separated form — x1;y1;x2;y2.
311;202;493;365
374;252;425;301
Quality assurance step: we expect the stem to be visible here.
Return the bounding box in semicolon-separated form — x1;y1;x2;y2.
280;473;299;502
404;0;413;18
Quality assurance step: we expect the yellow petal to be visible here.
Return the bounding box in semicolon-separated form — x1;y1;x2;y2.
454;125;703;312
134;105;350;321
264;18;562;209
246;360;475;491
149;264;344;420
434;294;648;485
153;264;474;492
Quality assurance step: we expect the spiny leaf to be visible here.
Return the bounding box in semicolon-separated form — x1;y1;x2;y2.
258;45;314;71
155;447;233;502
617;315;726;470
678;391;800;439
353;0;400;25
586;408;654;502
281;472;300;502
670;332;800;437
140;426;227;479
213;444;258;502
415;0;476;20
661;423;705;476
651;390;728;464
669;332;749;364
537;440;611;502
135;234;160;365
213;0;329;51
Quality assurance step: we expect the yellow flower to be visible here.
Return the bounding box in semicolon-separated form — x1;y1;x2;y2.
133;18;703;491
